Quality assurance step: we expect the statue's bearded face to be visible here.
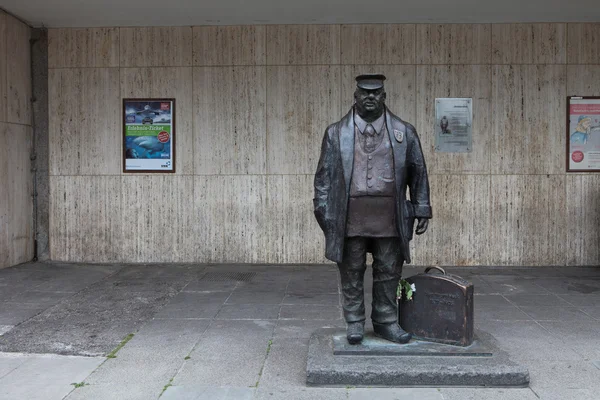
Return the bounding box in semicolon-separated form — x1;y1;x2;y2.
354;87;386;118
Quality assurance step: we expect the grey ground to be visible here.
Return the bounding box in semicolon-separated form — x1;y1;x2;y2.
0;262;599;400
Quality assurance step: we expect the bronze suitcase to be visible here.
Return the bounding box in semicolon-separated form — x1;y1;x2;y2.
399;267;474;346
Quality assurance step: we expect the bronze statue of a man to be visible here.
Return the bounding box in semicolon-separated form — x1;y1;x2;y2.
313;74;432;345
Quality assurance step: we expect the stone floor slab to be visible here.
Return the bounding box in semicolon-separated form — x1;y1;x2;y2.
517;306;591;321
0;325;12;336
259;339;308;389
273;319;344;340
162;386;255;400
215;304;280;320
226;290;286;305
254;387;347;400
440;388;539;400
347;388;442;400
154;292;230;319
279;305;342;320
65;382;166;400
282;293;340;305
0;302;49;325
503;294;572;307
475;304;532;321
557;293;600;307
0;353;104;400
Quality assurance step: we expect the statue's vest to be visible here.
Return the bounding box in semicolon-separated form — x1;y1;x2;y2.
345;123;397;237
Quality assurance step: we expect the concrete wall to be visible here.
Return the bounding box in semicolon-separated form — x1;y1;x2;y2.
0;11;33;268
47;23;600;266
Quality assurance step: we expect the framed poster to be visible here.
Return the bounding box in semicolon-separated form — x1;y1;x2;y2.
567;96;600;172
434;98;472;153
123;98;175;173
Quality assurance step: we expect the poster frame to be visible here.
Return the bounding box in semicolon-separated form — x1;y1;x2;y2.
122;98;176;174
566;96;600;173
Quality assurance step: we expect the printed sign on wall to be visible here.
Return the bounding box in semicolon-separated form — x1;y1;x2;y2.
434;98;472;153
567;96;600;172
123;99;175;173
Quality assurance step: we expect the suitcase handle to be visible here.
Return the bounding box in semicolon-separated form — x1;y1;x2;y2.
424;266;446;275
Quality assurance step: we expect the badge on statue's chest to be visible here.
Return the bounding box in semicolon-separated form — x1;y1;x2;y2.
393;129;404;143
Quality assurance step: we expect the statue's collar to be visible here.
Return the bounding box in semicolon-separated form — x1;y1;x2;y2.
354;109;385;135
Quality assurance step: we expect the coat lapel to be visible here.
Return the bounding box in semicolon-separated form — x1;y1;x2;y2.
339;108;355;193
385;107;407;182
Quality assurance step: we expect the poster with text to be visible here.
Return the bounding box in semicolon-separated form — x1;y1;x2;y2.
123;99;175;173
568;97;600;172
434;98;472;153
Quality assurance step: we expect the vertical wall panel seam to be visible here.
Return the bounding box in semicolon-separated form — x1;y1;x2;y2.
117;28;124;262
264;26;269;261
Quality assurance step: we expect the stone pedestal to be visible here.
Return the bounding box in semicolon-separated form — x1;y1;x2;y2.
306;328;530;387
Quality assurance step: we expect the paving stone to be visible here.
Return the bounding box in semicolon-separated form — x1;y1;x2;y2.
0;285;174;355
536;320;600;359
282;294;340;305
183;278;239;292
518;306;591;321
476;320;582;362
475;304;532;321
124;318;210;351
273;319;344;340
473;294;513;307
286;279;339;295
0;353;28;378
154;292;230;319
440;388;539;400
84;356;181;385
533;278;600;295
503;294;572;307
532;388;596;400
174;320;276;386
0;302;49;325
215;304;280;320
162;385;255;400
0;354;104;400
254;387;347;400
527;361;600;392
555;267;600;278
259;339;308;389
279;305;342;320
557;293;600;307
0;325;13;336
347;388;443;400
235;280;290;292
65;382;166;400
580;306;600;319
226;290;286;305
478;276;551;295
9;290;75;305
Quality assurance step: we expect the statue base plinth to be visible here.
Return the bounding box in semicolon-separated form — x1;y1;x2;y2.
307;328;529;387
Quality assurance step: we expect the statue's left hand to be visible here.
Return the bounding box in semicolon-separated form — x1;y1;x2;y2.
415;218;428;235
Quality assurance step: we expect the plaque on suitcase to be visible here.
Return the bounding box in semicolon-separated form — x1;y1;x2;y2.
399;267;474;346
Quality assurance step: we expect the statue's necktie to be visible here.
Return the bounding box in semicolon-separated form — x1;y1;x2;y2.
364;124;376;137
364;124;377;152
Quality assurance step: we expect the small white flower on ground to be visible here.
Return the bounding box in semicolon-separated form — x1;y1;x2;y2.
410;283;416;292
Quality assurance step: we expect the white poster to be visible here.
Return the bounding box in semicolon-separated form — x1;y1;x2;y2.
568;97;600;172
434;98;472;153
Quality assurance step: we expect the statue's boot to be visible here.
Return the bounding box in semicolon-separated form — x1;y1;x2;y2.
373;322;412;344
346;321;365;344
372;277;411;344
